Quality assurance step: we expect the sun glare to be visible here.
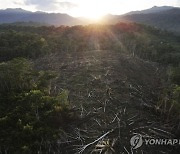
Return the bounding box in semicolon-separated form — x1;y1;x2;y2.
73;1;108;21
78;8;105;21
70;0;156;21
82;11;105;20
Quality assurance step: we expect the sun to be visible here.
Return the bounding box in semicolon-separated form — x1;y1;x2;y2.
82;11;105;21
78;7;106;21
71;1;108;21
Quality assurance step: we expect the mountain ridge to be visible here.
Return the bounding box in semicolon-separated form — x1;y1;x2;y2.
0;8;81;26
0;6;180;33
119;7;180;33
125;6;176;15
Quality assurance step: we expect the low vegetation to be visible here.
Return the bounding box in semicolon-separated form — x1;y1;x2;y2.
0;23;179;153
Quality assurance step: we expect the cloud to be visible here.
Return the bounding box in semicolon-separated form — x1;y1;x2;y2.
24;0;77;11
25;0;58;11
177;0;180;6
13;0;25;5
57;2;77;9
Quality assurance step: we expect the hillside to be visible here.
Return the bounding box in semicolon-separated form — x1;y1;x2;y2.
0;23;180;153
35;50;172;153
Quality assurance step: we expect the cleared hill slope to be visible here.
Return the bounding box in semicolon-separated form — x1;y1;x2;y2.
34;50;178;153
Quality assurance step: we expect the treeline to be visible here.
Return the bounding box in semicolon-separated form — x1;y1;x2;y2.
0;23;180;66
0;31;48;61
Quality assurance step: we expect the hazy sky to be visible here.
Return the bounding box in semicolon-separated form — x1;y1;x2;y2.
0;0;180;18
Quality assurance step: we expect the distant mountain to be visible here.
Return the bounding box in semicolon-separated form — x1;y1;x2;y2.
0;8;32;14
101;6;180;33
1;7;180;33
0;8;81;26
120;7;180;33
126;6;175;15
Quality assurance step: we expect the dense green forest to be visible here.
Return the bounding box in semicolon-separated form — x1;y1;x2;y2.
0;23;180;153
0;23;180;65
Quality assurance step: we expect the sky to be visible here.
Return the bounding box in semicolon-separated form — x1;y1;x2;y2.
0;0;180;18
